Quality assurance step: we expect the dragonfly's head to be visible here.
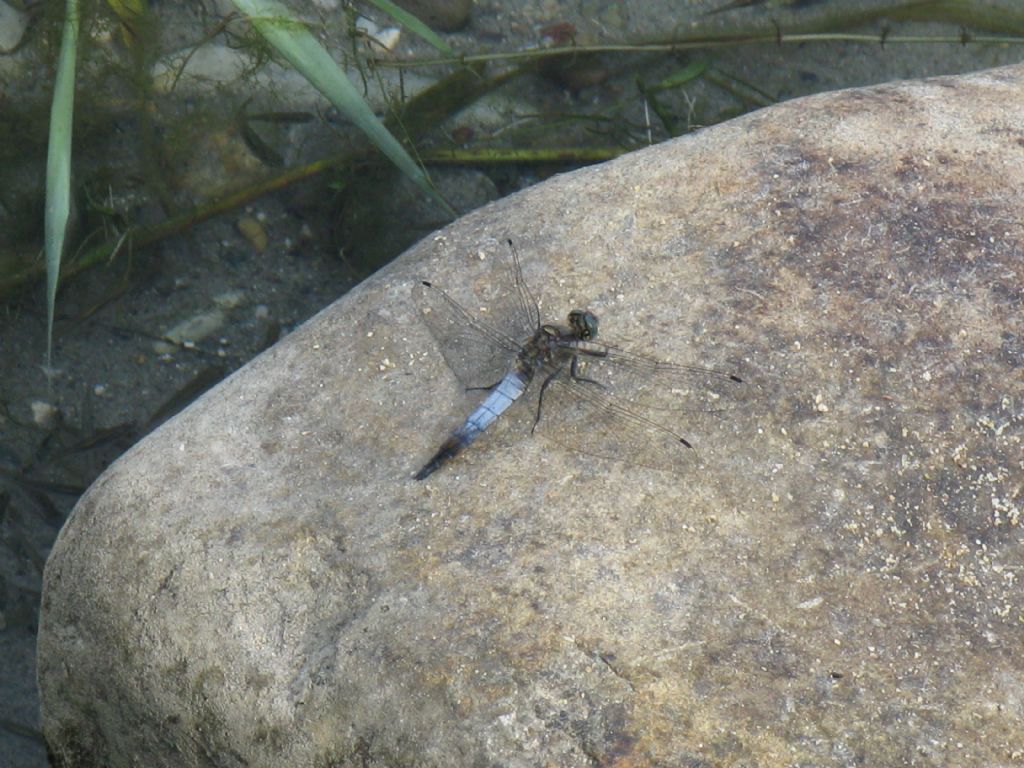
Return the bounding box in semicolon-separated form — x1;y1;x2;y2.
568;309;599;340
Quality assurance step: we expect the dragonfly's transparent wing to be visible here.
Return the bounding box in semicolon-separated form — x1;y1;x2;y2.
575;341;752;413
527;369;699;473
504;239;542;338
527;346;753;474
413;240;542;390
413;280;521;389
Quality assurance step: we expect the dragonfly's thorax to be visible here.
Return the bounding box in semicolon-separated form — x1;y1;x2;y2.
517;327;562;373
514;310;603;379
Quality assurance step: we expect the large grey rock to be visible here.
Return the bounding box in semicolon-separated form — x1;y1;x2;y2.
39;64;1024;767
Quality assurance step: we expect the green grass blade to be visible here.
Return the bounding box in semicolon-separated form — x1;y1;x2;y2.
651;61;707;92
362;0;456;56
44;0;80;366
231;0;453;216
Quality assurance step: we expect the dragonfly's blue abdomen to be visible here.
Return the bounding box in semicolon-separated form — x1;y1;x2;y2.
459;371;528;439
414;370;529;480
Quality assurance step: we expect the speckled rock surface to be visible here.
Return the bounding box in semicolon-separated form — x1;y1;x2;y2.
39;64;1023;767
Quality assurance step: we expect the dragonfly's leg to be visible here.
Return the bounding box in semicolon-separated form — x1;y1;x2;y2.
569;355;605;388
532;369;562;433
465;379;502;393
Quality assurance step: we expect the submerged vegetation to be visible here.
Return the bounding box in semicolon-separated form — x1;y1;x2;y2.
6;0;1024;314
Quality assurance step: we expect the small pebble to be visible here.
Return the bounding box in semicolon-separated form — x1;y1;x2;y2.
31;401;59;429
237;215;268;251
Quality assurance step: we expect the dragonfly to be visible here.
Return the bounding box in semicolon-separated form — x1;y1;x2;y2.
412;240;747;480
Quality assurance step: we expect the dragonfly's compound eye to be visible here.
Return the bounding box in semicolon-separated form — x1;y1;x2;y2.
569;309;599;340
